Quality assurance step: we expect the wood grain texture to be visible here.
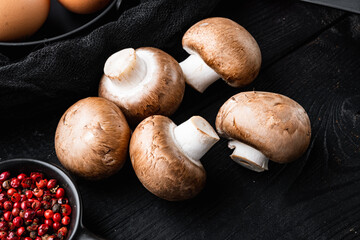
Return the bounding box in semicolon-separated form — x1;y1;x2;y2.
1;0;360;239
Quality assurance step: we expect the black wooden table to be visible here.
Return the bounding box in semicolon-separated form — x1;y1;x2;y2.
1;0;360;239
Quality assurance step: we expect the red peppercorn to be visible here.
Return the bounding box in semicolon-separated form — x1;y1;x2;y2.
11;208;19;217
19;194;26;202
16;174;26;181
31;200;41;210
18;210;24;219
55;188;65;199
6;188;16;196
24;190;33;199
12;217;23;228
16;226;25;237
50;198;57;207
0;222;8;231
44;219;53;227
52;213;61;223
3;201;13;211
0;172;10;181
35;179;47;189
44;210;54;219
2;180;10;190
3;211;13;222
10;193;20;203
41;201;51;210
12;202;20;209
0;231;7;239
42;194;51;202
61;216;70;226
20;201;31;210
57;227;68;239
24;237;32;240
35;208;44;217
52;203;60;214
24;209;36;221
20;178;33;189
10;178;20;189
37;224;49;236
32;188;43;198
52;222;61;231
47;179;57;189
35;237;41;240
60;204;71;216
0;193;6;203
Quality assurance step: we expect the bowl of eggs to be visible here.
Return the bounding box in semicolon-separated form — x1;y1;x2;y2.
0;0;121;47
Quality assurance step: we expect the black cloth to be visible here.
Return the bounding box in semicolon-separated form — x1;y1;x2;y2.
0;0;220;119
1;0;360;239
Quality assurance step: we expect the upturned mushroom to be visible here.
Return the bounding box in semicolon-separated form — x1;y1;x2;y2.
55;97;131;180
216;91;311;172
180;17;262;93
99;47;185;126
129;115;219;201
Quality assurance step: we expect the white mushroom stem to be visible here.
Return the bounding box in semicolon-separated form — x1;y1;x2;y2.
103;48;147;90
180;54;220;93
173;116;220;165
228;140;269;172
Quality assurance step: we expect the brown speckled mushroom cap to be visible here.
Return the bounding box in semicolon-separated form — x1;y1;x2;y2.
99;47;185;126
216;91;311;163
55;97;131;180
129;115;206;201
182;17;261;87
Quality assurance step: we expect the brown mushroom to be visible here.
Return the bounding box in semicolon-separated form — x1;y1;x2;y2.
129;115;219;201
216;91;311;172
55;97;131;180
99;47;185;126
180;17;262;93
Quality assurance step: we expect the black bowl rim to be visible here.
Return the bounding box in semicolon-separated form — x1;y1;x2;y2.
0;0;117;47
0;158;82;240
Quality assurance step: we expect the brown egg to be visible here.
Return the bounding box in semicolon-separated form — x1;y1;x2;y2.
57;0;111;14
0;0;50;42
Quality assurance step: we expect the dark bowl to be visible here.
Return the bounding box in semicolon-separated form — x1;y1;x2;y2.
0;0;122;59
0;158;104;240
0;0;122;47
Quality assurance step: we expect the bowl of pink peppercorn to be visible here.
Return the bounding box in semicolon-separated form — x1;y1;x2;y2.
0;159;104;240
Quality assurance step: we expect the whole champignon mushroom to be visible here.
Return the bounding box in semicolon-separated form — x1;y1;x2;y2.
55;97;131;180
99;47;185;126
180;17;262;93
129;115;220;201
216;91;311;172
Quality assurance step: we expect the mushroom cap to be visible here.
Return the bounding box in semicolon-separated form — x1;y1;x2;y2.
99;47;185;126
129;115;206;201
55;97;131;180
182;17;261;87
216;91;311;163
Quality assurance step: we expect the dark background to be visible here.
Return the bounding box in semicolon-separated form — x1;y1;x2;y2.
1;0;360;239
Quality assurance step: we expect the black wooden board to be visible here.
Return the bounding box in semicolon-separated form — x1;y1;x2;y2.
301;0;360;14
1;0;360;239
